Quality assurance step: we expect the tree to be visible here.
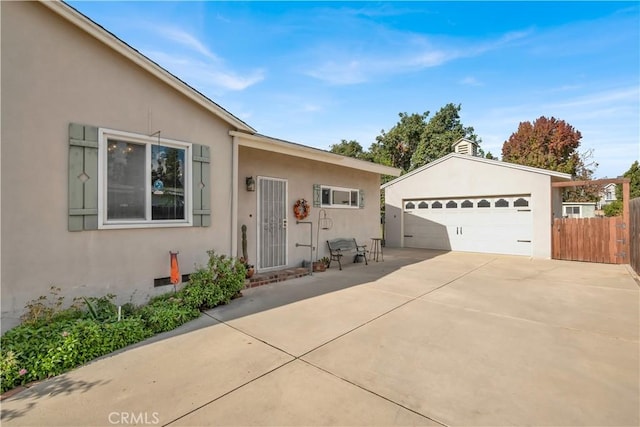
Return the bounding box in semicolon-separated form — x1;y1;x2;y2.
604;160;640;217
329;139;370;160
501;116;599;201
410;103;480;170
502;116;584;175
368;112;430;172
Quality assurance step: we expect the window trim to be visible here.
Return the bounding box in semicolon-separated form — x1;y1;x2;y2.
98;128;193;229
320;185;360;209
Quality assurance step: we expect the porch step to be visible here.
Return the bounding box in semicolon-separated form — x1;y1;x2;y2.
245;267;310;289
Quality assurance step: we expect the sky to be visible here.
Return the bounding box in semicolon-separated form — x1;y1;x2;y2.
68;1;639;178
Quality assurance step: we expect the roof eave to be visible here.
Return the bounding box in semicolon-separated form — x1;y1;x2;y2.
381;153;572;189
230;131;401;177
42;0;256;133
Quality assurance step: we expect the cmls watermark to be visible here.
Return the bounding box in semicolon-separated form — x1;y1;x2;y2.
108;412;160;425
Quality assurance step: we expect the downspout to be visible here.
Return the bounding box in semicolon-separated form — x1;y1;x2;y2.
231;135;239;258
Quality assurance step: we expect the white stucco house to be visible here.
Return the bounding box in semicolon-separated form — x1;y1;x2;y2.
0;0;399;331
598;183;618;209
382;139;571;258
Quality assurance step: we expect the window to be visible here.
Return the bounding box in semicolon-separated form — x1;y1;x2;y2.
321;185;359;208
477;199;490;208
99;129;192;228
514;198;529;207
432;201;443;209
495;198;509;208
461;200;473;208
405;201;416;210
446;201;457;209
418;201;428;209
565;206;580;215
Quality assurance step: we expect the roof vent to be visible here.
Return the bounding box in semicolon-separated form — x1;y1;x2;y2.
452;138;478;156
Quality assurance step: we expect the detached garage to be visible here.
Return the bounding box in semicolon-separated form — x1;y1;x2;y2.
382;139;571;258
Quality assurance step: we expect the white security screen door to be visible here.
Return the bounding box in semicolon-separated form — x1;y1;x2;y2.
257;177;288;271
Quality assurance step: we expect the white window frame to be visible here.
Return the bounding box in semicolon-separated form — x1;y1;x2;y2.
320;185;360;209
98;128;193;229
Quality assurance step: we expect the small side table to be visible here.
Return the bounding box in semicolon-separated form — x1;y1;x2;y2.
369;238;383;262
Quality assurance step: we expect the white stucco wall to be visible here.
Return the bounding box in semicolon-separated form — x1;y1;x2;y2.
238;146;382;269
384;155;565;259
1;2;238;330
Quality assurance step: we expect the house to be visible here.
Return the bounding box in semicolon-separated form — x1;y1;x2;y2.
598;183;617;209
0;1;399;332
382;139;571;258
562;202;597;218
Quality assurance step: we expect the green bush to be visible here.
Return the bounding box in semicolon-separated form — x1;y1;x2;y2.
0;317;151;392
139;297;200;334
185;250;246;308
0;250;247;394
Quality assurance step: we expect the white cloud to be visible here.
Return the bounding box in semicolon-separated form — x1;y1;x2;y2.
145;50;265;92
303;29;531;85
153;27;219;60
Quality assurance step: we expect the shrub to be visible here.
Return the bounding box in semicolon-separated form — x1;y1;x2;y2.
20;286;83;326
0;250;247;394
139;297;200;334
182;250;245;310
0;317;151;393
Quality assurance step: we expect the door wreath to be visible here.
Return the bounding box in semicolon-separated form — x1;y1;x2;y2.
293;198;310;220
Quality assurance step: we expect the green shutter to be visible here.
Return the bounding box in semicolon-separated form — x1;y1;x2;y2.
313;184;321;207
69;123;98;231
192;144;211;227
359;189;365;208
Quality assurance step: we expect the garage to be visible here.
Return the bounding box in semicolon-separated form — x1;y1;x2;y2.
402;195;532;255
382;139;572;259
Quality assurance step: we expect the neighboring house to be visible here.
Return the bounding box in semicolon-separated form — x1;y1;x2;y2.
562;202;597;219
598;183;617;209
382;139;571;258
0;1;399;332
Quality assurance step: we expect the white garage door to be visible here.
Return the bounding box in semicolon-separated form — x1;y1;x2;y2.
403;195;532;256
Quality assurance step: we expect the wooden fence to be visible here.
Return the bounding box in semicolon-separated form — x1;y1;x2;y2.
630;198;640;274
552;217;626;264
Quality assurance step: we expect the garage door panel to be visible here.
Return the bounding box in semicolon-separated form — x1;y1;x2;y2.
404;213;451;250
403;195;532;256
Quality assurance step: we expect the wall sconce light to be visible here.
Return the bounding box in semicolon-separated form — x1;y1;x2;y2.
246;176;256;192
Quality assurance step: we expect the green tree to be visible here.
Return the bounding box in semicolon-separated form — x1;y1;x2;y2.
604;160;640;217
410;103;479;170
369;112;429;172
329;139;370;161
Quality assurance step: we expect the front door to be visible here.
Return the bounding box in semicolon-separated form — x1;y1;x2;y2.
257;177;288;271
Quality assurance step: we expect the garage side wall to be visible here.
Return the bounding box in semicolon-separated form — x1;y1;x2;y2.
384;157;555;258
238;146;381;268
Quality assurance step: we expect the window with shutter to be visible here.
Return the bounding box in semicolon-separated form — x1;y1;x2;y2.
69;124;209;229
68;123;99;231
318;185;361;209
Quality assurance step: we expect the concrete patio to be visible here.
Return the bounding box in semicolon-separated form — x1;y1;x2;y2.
1;248;638;426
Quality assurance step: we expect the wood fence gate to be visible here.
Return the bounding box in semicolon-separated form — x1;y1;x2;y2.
552;217;627;264
551;178;631;265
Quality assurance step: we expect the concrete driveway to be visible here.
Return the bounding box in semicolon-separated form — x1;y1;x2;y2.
2;249;638;426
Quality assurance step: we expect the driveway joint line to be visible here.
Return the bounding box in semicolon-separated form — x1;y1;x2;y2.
296;257;499;359
162;357;297;427
298;358;449;427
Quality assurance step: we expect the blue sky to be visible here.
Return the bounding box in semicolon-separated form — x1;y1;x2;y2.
69;1;639;178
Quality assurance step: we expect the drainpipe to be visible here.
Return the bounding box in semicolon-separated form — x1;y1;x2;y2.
231;135;239;258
